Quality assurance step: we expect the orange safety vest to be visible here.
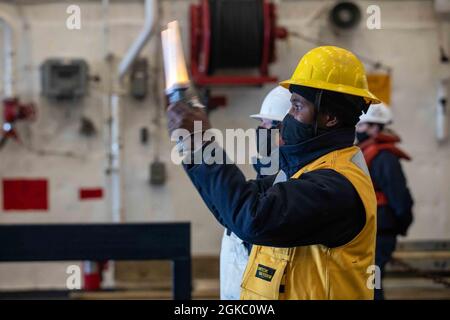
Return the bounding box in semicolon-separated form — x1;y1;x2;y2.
359;133;411;206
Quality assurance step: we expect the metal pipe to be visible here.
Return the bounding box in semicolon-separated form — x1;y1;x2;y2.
109;0;156;223
110;94;123;223
436;79;449;143
118;0;156;79
0;17;16;98
15;3;33;100
102;0;113;221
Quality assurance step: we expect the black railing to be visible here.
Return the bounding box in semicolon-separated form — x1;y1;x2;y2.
0;223;191;299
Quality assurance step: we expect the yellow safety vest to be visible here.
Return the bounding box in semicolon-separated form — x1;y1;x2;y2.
240;146;377;300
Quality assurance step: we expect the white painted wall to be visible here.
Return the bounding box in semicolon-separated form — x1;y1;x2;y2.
0;0;449;289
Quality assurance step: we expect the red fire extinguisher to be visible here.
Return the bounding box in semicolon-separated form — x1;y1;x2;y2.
82;261;108;291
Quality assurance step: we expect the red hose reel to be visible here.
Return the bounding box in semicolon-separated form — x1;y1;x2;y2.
190;0;287;88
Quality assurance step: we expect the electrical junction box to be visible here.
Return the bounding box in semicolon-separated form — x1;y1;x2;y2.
150;160;166;186
130;58;149;100
41;58;89;99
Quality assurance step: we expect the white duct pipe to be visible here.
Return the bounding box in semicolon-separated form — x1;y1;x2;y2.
118;0;156;79
0;16;17;98
102;0;110;60
110;93;122;223
109;0;156;223
437;79;449;143
102;0;114;222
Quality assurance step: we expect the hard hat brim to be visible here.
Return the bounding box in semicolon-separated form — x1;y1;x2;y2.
279;78;381;105
250;113;285;122
358;117;392;125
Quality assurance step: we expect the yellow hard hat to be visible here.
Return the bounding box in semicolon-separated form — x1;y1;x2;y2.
280;46;381;104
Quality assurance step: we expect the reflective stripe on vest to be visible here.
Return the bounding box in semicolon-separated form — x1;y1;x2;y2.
240;146;377;300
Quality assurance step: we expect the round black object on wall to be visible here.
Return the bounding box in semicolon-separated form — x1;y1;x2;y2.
330;2;361;30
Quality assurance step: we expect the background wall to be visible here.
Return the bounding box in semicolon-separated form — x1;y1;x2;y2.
0;0;449;289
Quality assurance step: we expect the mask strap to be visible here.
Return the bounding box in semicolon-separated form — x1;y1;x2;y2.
313;89;323;136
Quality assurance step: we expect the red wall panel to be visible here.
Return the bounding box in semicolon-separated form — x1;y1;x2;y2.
2;179;49;211
79;188;103;200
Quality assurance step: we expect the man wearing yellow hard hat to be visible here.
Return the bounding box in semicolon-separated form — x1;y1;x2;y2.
167;46;380;299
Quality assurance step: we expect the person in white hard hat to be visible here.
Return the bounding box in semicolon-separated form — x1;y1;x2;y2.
220;86;291;300
250;86;292;178
356;103;414;300
356;103;393;136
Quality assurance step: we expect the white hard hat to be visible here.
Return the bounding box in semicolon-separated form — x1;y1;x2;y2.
250;86;291;122
358;103;393;125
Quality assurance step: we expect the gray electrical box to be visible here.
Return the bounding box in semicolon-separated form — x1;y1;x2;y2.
41;58;89;99
130;58;148;100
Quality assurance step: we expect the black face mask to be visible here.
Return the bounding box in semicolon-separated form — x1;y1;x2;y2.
281;114;316;145
356;131;370;143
